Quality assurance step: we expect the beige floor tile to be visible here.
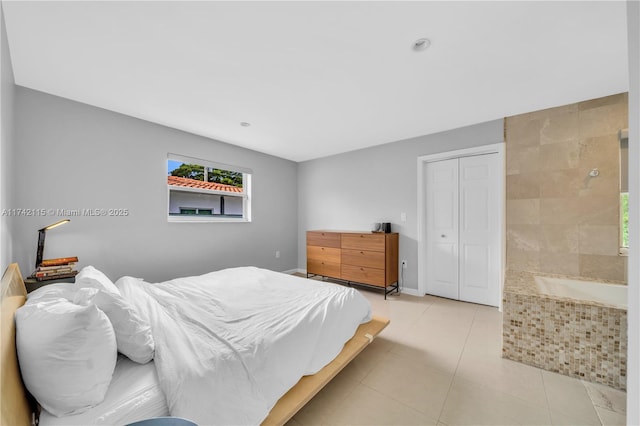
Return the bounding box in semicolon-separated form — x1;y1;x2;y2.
337;336;392;383
361;352;454;419
542;371;601;425
360;288;391;317
386;295;432;321
291;371;360;425
440;376;552;425
331;384;438;425
360;290;432;337
472;304;502;322
549;409;600;425
386;300;476;375
456;350;548;408
414;306;476;331
421;300;478;327
460;337;502;360
376;320;412;343
460;315;503;358
409;322;472;346
405;305;476;344
457;307;548;407
583;380;626;414
389;331;466;374
596;406;627;426
362;287;430;311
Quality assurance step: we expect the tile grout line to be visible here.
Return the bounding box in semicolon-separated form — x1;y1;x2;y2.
372;296;447;424
434;304;479;424
582;380;625;426
586;381;607;426
538;367;556;425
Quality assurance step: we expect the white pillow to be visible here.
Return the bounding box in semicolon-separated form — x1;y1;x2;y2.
76;266;120;295
114;276;152;325
74;288;155;364
26;282;76;304
15;299;117;417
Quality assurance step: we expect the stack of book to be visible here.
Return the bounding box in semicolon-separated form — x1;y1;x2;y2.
32;256;79;281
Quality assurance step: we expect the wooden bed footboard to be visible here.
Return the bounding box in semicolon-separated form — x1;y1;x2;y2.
262;316;389;425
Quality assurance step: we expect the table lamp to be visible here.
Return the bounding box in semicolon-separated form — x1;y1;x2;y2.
35;219;70;268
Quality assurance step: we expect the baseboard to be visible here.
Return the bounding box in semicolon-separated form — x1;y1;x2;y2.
399;287;421;297
284;268;306;275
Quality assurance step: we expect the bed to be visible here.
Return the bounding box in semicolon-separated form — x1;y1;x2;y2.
0;263;388;426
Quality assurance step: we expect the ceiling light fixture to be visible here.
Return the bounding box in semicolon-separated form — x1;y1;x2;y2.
413;38;431;51
240;122;251;127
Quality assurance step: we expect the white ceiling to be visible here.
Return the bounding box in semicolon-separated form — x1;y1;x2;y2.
2;1;629;162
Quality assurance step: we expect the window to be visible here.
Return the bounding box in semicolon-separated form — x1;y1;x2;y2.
167;154;251;222
179;208;213;216
620;129;628;254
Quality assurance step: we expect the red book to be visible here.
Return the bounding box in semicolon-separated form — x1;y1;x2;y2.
37;263;77;272
39;257;79;267
35;268;74;277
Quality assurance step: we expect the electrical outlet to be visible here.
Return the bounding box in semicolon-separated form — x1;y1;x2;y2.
401;260;407;268
275;250;280;258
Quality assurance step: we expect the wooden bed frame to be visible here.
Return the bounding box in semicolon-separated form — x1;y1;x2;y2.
0;263;389;426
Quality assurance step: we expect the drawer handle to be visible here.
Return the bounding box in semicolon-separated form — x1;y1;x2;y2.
360;251;364;254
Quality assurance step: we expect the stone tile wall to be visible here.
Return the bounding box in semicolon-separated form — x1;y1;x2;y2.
505;93;628;281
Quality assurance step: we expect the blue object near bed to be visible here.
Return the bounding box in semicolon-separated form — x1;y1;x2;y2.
127;417;197;426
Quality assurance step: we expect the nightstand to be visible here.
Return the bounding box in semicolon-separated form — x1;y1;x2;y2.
24;276;75;293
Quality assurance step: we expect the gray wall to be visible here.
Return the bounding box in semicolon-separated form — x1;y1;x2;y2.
0;5;15;272
11;87;298;282
297;120;504;292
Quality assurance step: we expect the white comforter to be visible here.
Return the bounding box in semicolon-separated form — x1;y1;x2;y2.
117;267;372;425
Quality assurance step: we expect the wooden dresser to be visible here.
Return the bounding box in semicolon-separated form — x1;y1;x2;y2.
306;230;399;298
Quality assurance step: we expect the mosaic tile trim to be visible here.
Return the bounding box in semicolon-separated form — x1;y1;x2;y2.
503;271;627;390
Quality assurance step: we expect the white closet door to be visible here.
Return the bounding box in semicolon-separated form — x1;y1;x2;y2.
425;153;500;307
426;158;459;300
458;154;500;306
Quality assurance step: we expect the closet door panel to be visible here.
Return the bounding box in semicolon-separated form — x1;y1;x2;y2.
425;158;459;300
458;154;500;306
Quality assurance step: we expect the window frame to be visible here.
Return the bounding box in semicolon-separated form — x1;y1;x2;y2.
620;192;629;256
167;154;252;223
619;129;628;255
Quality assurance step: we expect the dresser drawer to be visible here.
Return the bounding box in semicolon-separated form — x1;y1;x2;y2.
307;246;341;263
341;249;385;269
341;264;385;287
307;231;341;248
341;233;385;252
307;259;341;278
